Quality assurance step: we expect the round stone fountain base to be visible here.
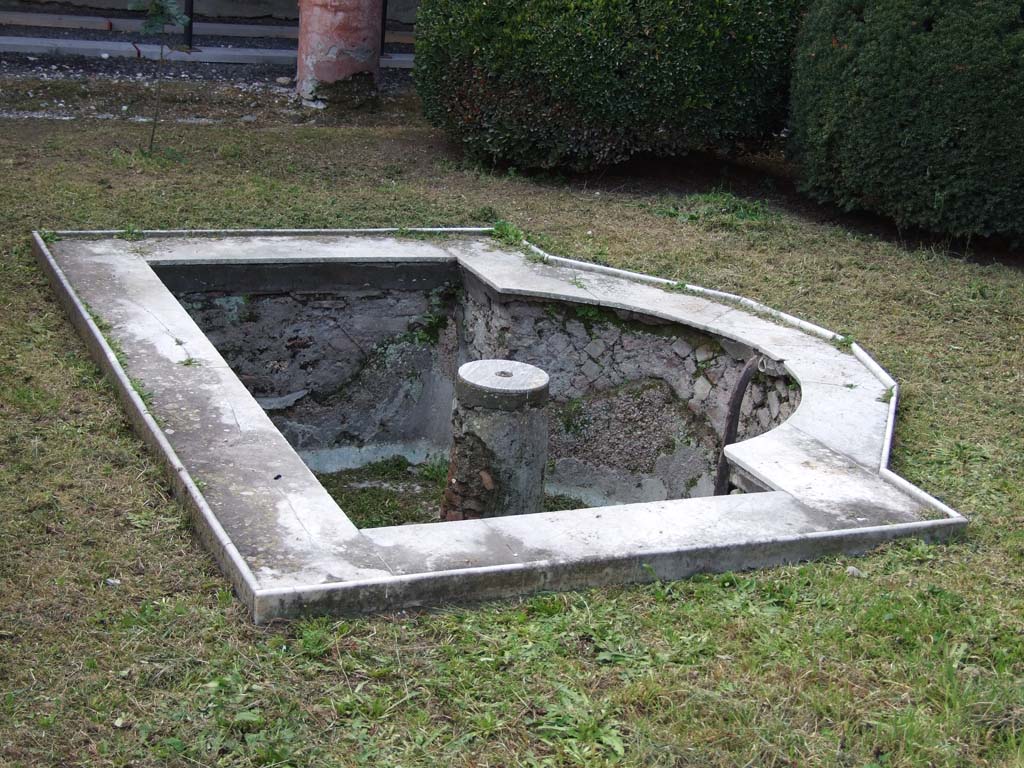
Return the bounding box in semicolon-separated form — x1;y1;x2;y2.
442;360;549;521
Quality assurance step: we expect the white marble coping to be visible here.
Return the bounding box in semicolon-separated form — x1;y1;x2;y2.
32;229;965;622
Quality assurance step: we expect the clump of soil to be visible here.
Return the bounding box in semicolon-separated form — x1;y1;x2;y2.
548;379;715;475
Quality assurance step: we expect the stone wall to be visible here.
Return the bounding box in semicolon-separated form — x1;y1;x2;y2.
177;283;460;471
174;269;798;508
461;277;798;504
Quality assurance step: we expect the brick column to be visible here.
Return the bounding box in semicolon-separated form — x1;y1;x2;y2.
297;0;384;102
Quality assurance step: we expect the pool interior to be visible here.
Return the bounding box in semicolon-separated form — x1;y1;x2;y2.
154;260;800;523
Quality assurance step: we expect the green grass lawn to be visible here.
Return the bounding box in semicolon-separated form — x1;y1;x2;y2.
1;84;1023;767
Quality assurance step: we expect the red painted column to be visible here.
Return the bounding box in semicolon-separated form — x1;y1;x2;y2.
296;0;384;101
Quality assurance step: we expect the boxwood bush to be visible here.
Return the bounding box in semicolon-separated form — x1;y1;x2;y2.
789;0;1024;240
415;0;805;170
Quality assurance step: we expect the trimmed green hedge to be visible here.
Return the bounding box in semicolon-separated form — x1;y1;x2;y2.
790;0;1024;239
415;0;805;170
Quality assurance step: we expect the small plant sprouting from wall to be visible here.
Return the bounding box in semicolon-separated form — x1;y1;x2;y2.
401;285;460;346
573;305;603;324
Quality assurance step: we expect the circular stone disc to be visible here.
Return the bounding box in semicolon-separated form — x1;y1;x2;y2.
456;359;550;410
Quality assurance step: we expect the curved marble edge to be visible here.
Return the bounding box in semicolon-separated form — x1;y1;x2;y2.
514;241;963;523
450;241;891;471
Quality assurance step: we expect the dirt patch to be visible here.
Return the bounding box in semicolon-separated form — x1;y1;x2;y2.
550;380;707;475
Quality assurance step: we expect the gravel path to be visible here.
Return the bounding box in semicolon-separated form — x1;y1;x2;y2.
0;0;290;23
0;51;414;92
0;49;296;83
0;22;298;49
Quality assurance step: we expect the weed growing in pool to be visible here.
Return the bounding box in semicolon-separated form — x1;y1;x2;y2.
559;399;587;436
315;457;446;528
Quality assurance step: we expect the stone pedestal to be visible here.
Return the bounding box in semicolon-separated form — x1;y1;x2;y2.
441;360;549;521
296;0;383;102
